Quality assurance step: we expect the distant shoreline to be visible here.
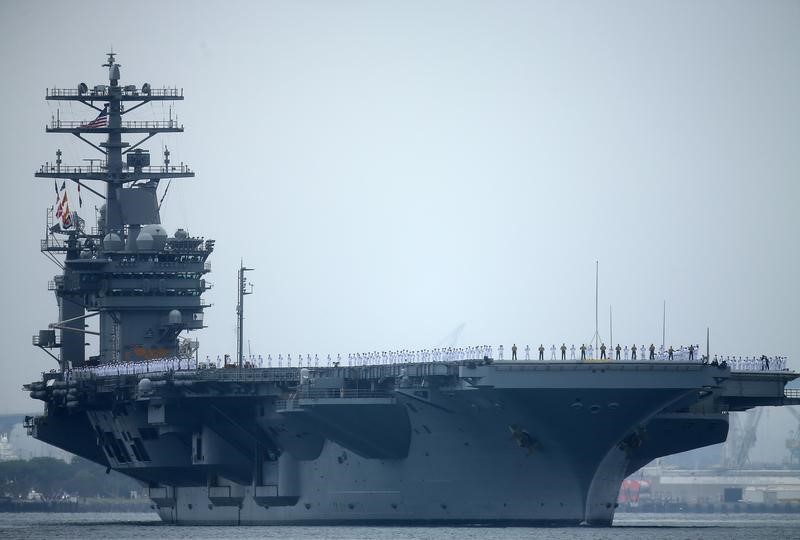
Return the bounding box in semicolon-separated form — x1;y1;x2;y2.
619;501;800;514
0;497;153;513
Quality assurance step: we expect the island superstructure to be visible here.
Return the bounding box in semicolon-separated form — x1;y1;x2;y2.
24;55;800;526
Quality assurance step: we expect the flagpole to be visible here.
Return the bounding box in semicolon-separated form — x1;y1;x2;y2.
609;305;613;352
595;261;598;352
589;261;602;357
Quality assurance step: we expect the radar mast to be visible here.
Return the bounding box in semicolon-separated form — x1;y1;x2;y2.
34;53;211;371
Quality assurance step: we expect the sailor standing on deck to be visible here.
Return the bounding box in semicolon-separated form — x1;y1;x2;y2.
631;345;637;360
550;344;556;360
587;344;594;360
525;344;530;360
615;344;621;360
499;345;504;360
538;344;545;361
561;343;567;360
512;343;518;360
570;344;576;360
689;344;695;361
600;343;607;360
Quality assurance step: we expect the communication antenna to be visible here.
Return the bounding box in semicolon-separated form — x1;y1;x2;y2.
609;305;613;354
236;260;254;368
662;300;666;348
589;261;602;356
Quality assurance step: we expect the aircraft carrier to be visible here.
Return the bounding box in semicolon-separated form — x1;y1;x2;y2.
23;55;800;526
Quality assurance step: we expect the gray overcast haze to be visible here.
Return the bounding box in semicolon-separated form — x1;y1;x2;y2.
0;1;798;463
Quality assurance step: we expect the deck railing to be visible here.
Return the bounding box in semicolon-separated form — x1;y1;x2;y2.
47;87;182;98
49;119;182;130
37;163;192;175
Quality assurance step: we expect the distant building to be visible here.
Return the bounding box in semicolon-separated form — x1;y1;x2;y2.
0;433;18;461
7;423;71;462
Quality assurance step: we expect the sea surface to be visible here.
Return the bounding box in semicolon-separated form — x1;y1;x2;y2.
0;512;799;540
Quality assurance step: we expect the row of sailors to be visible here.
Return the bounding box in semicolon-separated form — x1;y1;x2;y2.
200;348;495;368
65;348;498;376
63;347;790;379
502;343;704;361
66;356;198;380
503;344;788;370
717;355;788;372
250;348;496;367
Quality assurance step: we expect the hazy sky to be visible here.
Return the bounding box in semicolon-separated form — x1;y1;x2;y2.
0;1;798;462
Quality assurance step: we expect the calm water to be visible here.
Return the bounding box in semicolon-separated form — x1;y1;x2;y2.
0;512;799;540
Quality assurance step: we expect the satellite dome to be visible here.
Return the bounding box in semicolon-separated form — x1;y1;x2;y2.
174;228;188;239
168;309;182;325
103;233;123;251
141;224;168;250
136;231;154;251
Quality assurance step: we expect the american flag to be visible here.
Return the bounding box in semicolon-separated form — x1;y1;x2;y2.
55;191;67;218
81;105;108;129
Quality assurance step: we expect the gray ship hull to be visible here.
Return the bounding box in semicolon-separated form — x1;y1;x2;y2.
30;360;792;526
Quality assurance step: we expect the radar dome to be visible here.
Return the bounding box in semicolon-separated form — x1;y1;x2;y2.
137;378;153;395
168;309;182;325
103;233;123;251
136;231;154;251
141;224;168;250
174;228;188;239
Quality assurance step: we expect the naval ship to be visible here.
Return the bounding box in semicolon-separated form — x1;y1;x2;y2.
24;55;800;526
